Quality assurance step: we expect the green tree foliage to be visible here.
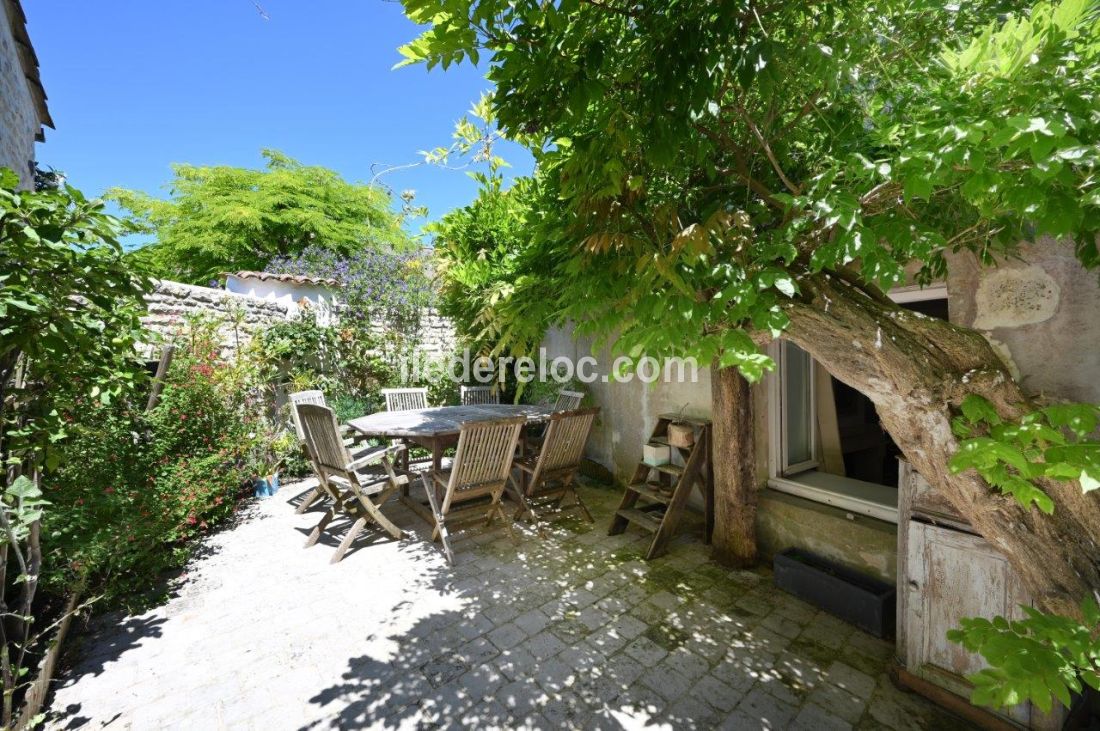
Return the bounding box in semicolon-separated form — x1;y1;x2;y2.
430;178;547;352
112;150;413;284
946;395;1100;708
1;171;150;467
400;0;1100;375
948;598;1100;712
951;395;1100;514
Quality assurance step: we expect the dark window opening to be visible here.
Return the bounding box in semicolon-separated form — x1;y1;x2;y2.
826;297;949;488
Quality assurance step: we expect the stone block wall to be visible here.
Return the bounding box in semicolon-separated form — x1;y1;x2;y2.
415;309;457;361
141;280;292;358
0;4;39;189
141;280;457;363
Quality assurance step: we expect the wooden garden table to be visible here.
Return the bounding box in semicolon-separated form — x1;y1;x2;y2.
348;403;556;522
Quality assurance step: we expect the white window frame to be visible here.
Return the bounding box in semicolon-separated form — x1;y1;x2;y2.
778;340;818;476
766;283;949;524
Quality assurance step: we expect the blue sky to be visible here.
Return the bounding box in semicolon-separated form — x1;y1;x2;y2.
24;1;533;240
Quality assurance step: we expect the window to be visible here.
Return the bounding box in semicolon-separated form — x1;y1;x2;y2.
768;285;948;522
779;341;817;475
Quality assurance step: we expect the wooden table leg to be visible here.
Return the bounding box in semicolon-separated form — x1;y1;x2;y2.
398;437;439;525
401;440;410;497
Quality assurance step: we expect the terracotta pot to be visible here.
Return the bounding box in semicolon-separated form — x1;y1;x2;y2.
668;422;695;448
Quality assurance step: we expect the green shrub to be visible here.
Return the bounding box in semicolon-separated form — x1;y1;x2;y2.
42;323;275;608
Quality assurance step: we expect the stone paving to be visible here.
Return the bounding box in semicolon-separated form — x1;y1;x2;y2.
46;480;971;730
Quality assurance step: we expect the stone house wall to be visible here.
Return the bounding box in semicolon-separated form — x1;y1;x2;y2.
945;236;1100;404
0;2;44;189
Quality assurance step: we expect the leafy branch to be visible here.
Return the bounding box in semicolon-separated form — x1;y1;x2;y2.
949;394;1100;514
947;597;1100;713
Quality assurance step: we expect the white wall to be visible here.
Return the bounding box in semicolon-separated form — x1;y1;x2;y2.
224;276;338;324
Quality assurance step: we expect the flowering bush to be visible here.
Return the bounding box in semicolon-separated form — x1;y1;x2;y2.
269;245;435;329
269;245;435;380
42;318;282;607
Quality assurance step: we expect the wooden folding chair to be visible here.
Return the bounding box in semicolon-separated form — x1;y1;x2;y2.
289;390;370;514
553;389;585;411
382;387;431;475
298;404;407;563
526;389;587;449
419;416;525;565
382;387;429;412
513;407;599;533
460;385;499;405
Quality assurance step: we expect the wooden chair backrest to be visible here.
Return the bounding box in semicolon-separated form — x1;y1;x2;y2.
460;385;499;405
383;388;428;412
289;390;327;441
537;407;599;475
554;389;585;411
443;416;524;510
297;403;351;477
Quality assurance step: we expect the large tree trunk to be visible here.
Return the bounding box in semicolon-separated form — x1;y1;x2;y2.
782;274;1100;618
710;363;758;567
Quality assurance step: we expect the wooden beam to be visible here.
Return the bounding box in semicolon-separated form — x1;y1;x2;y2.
145;344;175;412
891;666;1016;731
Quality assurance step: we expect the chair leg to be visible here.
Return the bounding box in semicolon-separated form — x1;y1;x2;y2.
488;487;518;543
571;486;595;523
305;506;337;548
507;476;545;538
559;475;594;523
332;517;368;563
359;497;403;540
295;485;324;514
506;476;531;520
422;473;455;565
344;474;404;542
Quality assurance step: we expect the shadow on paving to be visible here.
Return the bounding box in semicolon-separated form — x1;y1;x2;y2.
47;613;168;730
299;482;968;730
61;611;168;681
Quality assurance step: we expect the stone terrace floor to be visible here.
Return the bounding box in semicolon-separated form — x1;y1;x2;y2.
46;480;971;730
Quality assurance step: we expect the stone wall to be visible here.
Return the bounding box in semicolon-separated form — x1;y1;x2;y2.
141;280;292;357
142;280;457;362
414;308;457;361
0;3;40;189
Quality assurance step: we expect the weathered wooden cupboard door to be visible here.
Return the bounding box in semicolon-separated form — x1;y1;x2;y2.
899;463;1066;729
906;522;1034;727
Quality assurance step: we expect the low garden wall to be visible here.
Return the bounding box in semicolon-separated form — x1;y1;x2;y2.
141;279;456;361
142;280;291;356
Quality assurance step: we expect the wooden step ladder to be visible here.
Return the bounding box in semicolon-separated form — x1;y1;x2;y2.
608;414;714;560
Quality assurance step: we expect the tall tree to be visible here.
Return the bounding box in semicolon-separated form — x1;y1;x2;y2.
402;0;1100;615
112;150;412;283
